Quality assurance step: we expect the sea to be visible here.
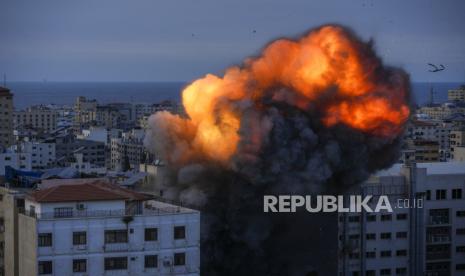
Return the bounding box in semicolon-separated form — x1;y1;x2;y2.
5;81;465;110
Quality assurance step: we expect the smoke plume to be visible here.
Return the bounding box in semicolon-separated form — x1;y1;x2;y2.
145;25;410;275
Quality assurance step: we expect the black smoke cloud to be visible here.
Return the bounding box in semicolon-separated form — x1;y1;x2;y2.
144;25;410;276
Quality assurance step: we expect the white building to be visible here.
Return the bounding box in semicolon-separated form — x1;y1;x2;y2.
0;150;32;175
10;181;200;275
339;161;465;276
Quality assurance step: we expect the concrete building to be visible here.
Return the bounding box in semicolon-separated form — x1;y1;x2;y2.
418;102;465;121
448;86;465;102
74;97;97;131
0;150;32;175
52;133;106;168
0;87;14;151
450;130;465;161
111;129;148;171
338;162;465;276
1;181;200;276
14;106;58;133
405;139;440;163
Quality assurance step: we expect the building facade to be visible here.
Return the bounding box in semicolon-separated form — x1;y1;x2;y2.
2;181;200;276
0;87;14;151
338;162;465;276
14;106;58;133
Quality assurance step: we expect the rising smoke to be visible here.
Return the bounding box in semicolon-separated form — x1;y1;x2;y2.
145;25;411;276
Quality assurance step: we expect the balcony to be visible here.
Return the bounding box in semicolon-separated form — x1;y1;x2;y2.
20;204;195;221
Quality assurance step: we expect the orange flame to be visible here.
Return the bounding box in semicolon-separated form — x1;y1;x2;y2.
160;25;410;165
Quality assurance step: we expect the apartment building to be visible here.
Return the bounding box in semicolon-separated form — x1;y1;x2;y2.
111;129;147;171
0;87;14;150
52;133;106;167
448;86;465;102
418;102;465;121
338;162;465;276
14;106;58;133
2;181;200;276
405;139;440;162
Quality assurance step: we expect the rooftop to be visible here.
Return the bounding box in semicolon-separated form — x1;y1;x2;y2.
376;162;465;177
28;181;151;203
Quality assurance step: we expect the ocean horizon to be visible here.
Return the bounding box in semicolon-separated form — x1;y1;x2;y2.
4;81;465;110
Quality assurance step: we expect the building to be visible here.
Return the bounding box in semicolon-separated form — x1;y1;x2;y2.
111;129;148;171
338;162;465;276
448;86;465;102
0;186;27;276
405;120;452;161
1;181;200;276
0;150;32;175
74;97;97;131
405;139;440;163
450;130;465;160
0;87;14;150
52;133;106;167
14;106;58;133
418;102;465;121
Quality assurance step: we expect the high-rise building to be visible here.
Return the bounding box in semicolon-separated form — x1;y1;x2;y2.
1;180;200;276
338;162;465;276
0;87;14;150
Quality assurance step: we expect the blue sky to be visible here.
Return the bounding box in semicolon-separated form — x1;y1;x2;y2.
1;0;464;82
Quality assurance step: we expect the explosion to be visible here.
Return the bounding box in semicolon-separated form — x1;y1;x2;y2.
145;25;410;276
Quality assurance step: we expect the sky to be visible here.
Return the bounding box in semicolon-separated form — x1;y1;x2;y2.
1;0;464;82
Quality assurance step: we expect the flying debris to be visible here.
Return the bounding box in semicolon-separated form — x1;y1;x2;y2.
428;63;445;72
252;29;257;33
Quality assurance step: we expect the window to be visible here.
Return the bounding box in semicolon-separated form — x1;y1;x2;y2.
457;211;465;217
396;232;407;239
426;190;431;200
396;267;407;275
366;251;375;258
457;228;465;235
348;234;359;240
366;233;376;240
436;189;446;200
145;228;158;241
174;252;186;266
380;232;391;239
381;214;392;221
73;232;86;245
174;226;186;240
366;270;375;276
144;255;158;268
73;259;86;272
38;261;53;274
348;216;359;222
457;264;465;271
456;246;465;253
380;269;391;275
348;252;359;259
38;233;52;247
380;250;391;257
104;257;127;270
452;189;463;199
105;230;128;243
396;213;407;220
54;207;73;218
366;215;376;222
396;249;407;256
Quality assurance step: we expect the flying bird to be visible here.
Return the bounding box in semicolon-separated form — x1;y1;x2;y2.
428;63;445;72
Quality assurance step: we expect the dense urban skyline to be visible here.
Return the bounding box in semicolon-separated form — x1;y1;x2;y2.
1;0;465;82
